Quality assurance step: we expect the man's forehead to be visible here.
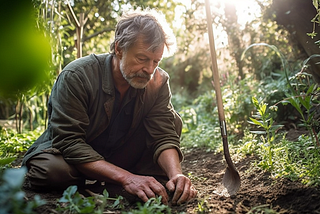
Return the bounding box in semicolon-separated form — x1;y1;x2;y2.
129;38;164;56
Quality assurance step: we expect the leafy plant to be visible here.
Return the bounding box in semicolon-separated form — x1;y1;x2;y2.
123;196;172;214
307;0;320;39
0;167;46;214
273;135;320;186
195;197;210;214
281;59;320;147
0;127;42;167
249;97;283;170
179;91;222;150
236;130;259;156
57;185;124;214
283;83;320;145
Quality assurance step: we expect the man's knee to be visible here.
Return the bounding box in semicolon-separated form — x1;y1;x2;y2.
26;153;84;190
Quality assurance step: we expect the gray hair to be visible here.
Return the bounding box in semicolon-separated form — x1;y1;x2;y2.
110;8;176;57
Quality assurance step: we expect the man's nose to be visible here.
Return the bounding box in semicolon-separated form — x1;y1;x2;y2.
143;61;156;75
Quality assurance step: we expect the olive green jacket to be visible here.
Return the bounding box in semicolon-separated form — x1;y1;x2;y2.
22;53;182;166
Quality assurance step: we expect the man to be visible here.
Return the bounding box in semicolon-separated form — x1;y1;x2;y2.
22;8;197;205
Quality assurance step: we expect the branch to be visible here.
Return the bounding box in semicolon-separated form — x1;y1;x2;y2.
67;1;80;27
83;27;114;41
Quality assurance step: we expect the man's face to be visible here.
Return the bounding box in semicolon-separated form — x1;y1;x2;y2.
119;38;164;89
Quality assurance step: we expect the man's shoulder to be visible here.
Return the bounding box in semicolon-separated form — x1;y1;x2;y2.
152;67;169;84
145;67;170;93
63;53;111;72
156;67;169;78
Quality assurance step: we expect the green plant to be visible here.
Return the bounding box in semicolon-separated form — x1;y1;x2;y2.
281;62;320;147
0;127;42;167
56;185;124;214
124;196;172;214
283;84;319;145
249;97;283;170
179;91;223;150
237;130;259;156
307;0;320;39
187;172;207;182
195;197;209;214
0;167;46;214
273;135;320;186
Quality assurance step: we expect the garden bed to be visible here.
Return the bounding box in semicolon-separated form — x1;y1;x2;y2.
23;139;320;213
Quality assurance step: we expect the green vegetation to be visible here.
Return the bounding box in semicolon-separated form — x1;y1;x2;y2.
248;97;283;170
123;197;172;214
0;0;320;213
0;127;42;168
0;167;45;214
56;185;125;214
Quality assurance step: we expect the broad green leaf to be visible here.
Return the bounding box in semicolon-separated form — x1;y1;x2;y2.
249;118;264;127
288;97;303;115
250;130;267;135
260;104;267;115
0;156;16;165
252;97;259;108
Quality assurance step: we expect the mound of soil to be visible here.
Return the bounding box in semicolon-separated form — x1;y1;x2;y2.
174;148;320;213
23;145;320;213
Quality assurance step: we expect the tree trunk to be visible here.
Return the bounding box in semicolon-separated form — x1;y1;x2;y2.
224;3;245;80
272;0;320;83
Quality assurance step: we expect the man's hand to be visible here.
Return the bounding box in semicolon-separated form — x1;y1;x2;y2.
122;174;169;204
157;148;197;205
166;174;197;205
76;160;169;203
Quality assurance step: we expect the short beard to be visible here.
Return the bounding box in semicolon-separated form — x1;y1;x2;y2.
120;58;153;89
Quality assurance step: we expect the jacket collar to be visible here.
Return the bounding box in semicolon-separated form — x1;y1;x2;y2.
102;54;115;95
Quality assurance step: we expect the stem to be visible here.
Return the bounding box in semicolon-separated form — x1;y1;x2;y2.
312;127;320;147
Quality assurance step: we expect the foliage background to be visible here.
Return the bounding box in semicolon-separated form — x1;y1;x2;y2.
0;0;319;212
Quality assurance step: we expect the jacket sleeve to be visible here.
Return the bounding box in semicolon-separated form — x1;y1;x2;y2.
143;70;183;163
50;70;104;164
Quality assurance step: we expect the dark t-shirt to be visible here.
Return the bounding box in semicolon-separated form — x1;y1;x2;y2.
89;86;137;160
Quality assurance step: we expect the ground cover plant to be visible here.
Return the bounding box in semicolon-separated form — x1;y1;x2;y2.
1;0;320;213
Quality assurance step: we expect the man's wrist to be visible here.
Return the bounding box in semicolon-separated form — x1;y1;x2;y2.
112;169;132;186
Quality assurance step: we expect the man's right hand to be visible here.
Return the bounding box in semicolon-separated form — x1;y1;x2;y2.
122;174;169;204
75;160;169;204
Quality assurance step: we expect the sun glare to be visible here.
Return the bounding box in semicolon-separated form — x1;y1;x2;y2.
213;0;260;27
173;0;261;47
173;0;260;29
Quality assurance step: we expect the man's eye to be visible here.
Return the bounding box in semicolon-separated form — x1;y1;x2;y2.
138;58;147;62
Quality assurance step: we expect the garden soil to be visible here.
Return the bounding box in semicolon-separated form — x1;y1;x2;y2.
22;129;320;214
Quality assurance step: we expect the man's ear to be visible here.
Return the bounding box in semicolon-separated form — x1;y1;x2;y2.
115;42;123;59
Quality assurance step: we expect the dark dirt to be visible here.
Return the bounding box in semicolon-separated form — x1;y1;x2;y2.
22;129;320;213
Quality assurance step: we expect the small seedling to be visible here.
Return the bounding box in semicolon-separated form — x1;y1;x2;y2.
249;97;283;170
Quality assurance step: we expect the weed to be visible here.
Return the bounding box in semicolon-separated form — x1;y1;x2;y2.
237;130;258;156
274;135;320;186
281;67;320;147
123;196;172;214
195;197;210;214
187;172;207;182
0;127;42;167
56;185;124;214
249;97;283;170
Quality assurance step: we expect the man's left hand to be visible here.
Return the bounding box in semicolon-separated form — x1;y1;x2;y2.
165;174;197;205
